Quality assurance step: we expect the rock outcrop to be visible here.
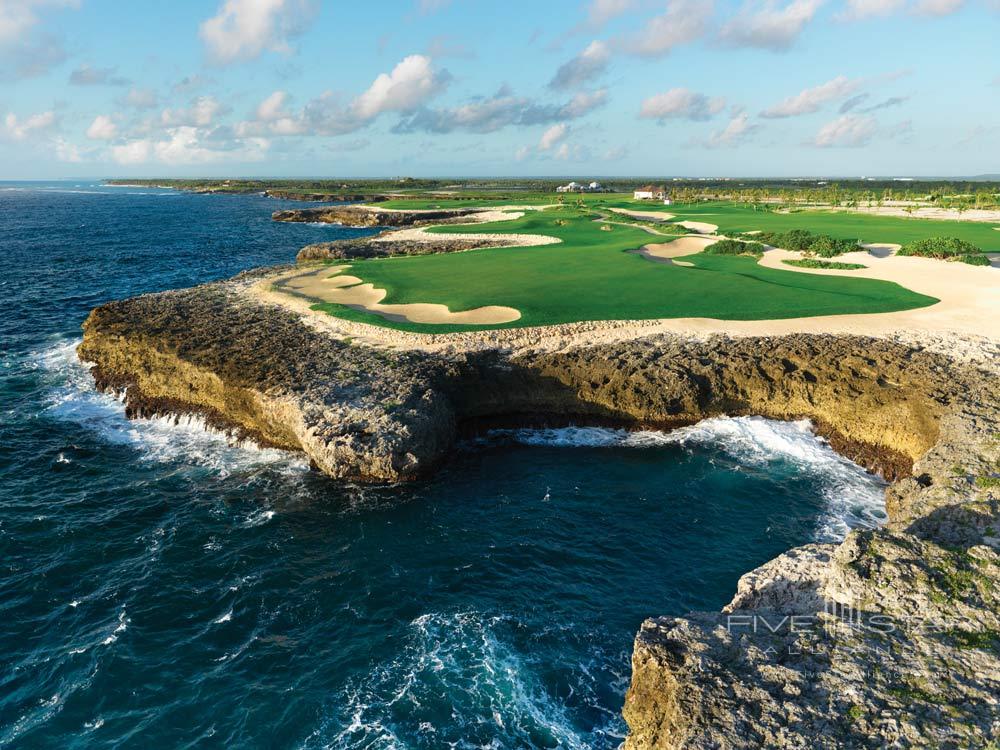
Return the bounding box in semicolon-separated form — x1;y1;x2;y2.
271;205;486;227
296;236;508;261
77;268;1000;747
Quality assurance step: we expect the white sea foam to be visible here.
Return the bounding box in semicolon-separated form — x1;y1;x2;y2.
308;611;613;750
485;417;887;543
36;340;308;477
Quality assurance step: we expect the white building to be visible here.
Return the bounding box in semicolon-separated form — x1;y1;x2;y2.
556;180;608;193
634;185;667;200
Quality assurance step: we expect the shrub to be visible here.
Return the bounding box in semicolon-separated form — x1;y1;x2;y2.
704;239;765;258
757;230;858;257
783;258;866;270
958;253;991;266
898;237;983;260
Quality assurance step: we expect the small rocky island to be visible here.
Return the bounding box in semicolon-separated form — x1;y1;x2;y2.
78;210;1000;748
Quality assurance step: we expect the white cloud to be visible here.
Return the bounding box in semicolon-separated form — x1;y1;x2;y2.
86;114;118;140
0;0;76;45
618;0;713;57
812;114;877;146
702;112;758;147
351;54;446;120
111;139;152;164
69;64;128;86
603;144;628;160
912;0;963;14
54;136;83;162
123;87;158;109
759;75;860;117
561;88;608;117
200;0;315;65
256;90;289;121
549;40;611;90
640;88;727;121
514;145;531;161
4;110;56;139
718;0;822;51
539;123;569;150
583;0;637;28
161;96;229;128
110;128;270;165
838;0;904;19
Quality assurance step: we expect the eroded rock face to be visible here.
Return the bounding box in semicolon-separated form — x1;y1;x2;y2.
297;236;508;261
271;205;484;227
77;270;1000;747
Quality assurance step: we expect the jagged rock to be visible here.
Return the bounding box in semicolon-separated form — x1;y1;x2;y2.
77;268;1000;746
271;205;485;227
297;236;507;261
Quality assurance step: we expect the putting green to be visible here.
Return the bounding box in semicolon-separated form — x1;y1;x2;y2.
307;205;941;333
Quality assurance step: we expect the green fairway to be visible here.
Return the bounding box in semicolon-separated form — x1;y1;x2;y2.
308;205;941;333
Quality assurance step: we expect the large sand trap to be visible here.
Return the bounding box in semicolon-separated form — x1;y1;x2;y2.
275;265;521;325
820;205;1000;223
674;220;719;234
635;236;717;265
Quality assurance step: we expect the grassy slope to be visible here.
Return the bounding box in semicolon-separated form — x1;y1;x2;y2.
312;206;938;333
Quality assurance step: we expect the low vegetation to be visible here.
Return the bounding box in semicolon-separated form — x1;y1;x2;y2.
704;239;765;258
897;237;989;265
754;229;860;257
783;258;866;270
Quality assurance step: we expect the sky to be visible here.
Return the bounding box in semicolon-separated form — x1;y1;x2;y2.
0;0;997;178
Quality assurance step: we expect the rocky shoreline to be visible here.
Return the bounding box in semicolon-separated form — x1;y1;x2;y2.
77;267;999;748
271;205;487;227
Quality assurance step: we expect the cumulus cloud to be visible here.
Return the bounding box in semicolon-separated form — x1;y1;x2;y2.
161;96;230;128
838;0;905;19
840;0;963;18
912;0;963;14
393;86;606;134
582;0;637;28
549;40;611;90
236;55;450;136
760;75;861;117
69;64;129;86
811;114;877;147
200;0;316;65
700;112;759;147
54;136;83;162
0;0;78;79
718;0;822;51
111;128;270;165
640;88;727;121
617;0;713;57
3;110;57;140
85;114;118;140
539;122;569;150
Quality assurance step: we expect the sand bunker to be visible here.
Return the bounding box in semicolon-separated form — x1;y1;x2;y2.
635;236;717;266
275;265;521;325
673;220;719;234
381;224;561;249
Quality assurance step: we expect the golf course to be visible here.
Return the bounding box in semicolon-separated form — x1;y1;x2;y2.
270;196;999;334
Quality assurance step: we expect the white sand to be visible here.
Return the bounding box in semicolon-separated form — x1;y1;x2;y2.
273;265;521;325
825;205;1000;223
673;220;719;234
381;223;561;249
635;236;717;265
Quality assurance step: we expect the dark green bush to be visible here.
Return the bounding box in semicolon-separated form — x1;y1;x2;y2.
704;239;765;258
756;230;858;257
783;258;866;270
897;237;982;259
958;253;991;266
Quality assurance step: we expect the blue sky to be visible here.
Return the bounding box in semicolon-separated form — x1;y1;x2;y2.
0;0;997;178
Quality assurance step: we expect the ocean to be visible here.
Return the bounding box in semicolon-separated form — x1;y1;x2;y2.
0;182;886;748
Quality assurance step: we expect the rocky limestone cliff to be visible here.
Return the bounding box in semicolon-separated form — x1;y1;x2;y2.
296;235;508;261
77;270;1000;747
271;205;485;227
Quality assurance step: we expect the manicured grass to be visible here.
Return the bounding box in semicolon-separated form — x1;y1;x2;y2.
310;206;938;333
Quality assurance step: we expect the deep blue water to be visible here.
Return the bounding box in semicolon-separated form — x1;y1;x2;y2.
0;182;886;748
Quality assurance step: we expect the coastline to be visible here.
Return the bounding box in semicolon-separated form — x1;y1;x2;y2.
76;262;1000;747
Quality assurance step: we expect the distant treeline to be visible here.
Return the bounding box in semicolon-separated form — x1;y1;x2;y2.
105;177;1000;208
